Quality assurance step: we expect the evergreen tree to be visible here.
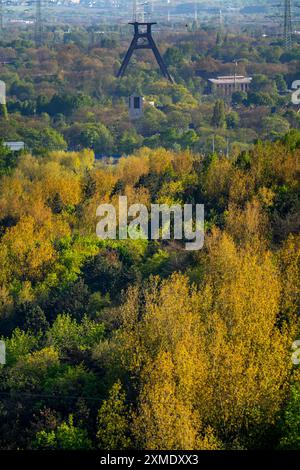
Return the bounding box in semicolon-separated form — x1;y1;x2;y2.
211;100;226;128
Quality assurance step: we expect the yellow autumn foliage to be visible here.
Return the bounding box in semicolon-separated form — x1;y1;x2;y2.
118;232;295;449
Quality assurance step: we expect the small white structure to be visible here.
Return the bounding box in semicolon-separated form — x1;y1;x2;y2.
0;340;5;365
129;94;143;120
4;142;25;152
0;80;6;105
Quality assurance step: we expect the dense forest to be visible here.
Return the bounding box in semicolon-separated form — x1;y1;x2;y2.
0;132;299;449
0;23;300;451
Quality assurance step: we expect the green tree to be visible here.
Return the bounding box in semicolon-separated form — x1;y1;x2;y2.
275;74;287;93
97;381;131;449
226;111;239;129
262;116;290;139
232;90;247;106
0;140;17;176
163;47;184;67
0;103;8;120
119;129;143;155
34;415;92;449
211;100;226;128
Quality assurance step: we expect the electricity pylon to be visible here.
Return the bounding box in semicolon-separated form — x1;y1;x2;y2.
35;0;43;47
284;0;293;49
0;0;3;31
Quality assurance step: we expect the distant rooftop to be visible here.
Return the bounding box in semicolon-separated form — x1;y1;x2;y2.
209;75;252;85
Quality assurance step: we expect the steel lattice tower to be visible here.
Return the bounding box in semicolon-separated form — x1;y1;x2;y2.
35;0;43;47
133;0;149;22
284;0;293;49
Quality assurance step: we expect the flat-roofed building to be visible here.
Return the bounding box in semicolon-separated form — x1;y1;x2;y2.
4;141;25;152
209;75;252;96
